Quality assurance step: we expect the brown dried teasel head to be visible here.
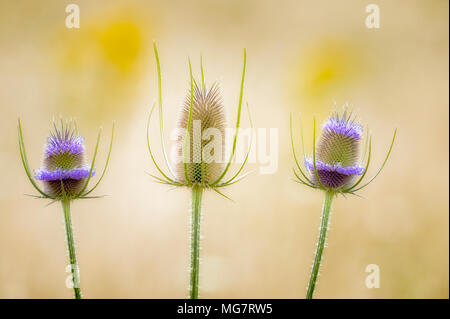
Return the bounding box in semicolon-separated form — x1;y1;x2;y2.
147;43;252;196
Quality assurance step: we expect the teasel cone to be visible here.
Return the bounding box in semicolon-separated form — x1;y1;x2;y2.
174;82;227;187
147;44;251;299
290;107;397;298
304;110;365;190
34;121;94;198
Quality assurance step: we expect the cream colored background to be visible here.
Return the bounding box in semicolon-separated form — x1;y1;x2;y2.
0;0;448;298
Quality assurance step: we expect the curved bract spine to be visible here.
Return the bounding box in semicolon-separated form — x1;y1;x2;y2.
211;49;247;187
80;123;115;197
348;128;397;193
290;114;315;187
146;103;180;185
153;43;177;179
18;119;51;199
183;59;195;185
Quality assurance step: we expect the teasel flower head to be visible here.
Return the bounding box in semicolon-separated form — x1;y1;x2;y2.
147;43;252;197
290;107;396;195
173;81;227;185
18;118;114;201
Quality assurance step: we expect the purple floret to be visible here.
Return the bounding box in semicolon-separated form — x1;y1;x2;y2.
34;166;94;181
305;158;364;176
45;136;85;157
322;117;362;140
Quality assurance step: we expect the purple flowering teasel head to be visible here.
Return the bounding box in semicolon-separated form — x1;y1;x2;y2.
290;108;396;195
35;121;94;198
305;111;364;189
18;118;114;201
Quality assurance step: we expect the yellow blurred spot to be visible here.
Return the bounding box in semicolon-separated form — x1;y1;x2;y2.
50;5;155;120
55;6;151;75
98;20;142;72
290;39;366;113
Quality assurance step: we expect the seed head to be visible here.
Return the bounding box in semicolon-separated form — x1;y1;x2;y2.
175;82;226;186
147;44;250;192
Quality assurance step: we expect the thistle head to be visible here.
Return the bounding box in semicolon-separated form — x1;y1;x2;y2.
305;110;364;190
147;43;251;195
174;82;226;187
291;107;396;195
19;117;114;201
34;120;94;198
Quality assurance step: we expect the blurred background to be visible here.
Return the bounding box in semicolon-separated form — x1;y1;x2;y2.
0;0;448;298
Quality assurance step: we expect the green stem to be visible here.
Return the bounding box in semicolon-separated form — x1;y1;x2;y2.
62;199;82;299
306;190;334;299
190;186;203;299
